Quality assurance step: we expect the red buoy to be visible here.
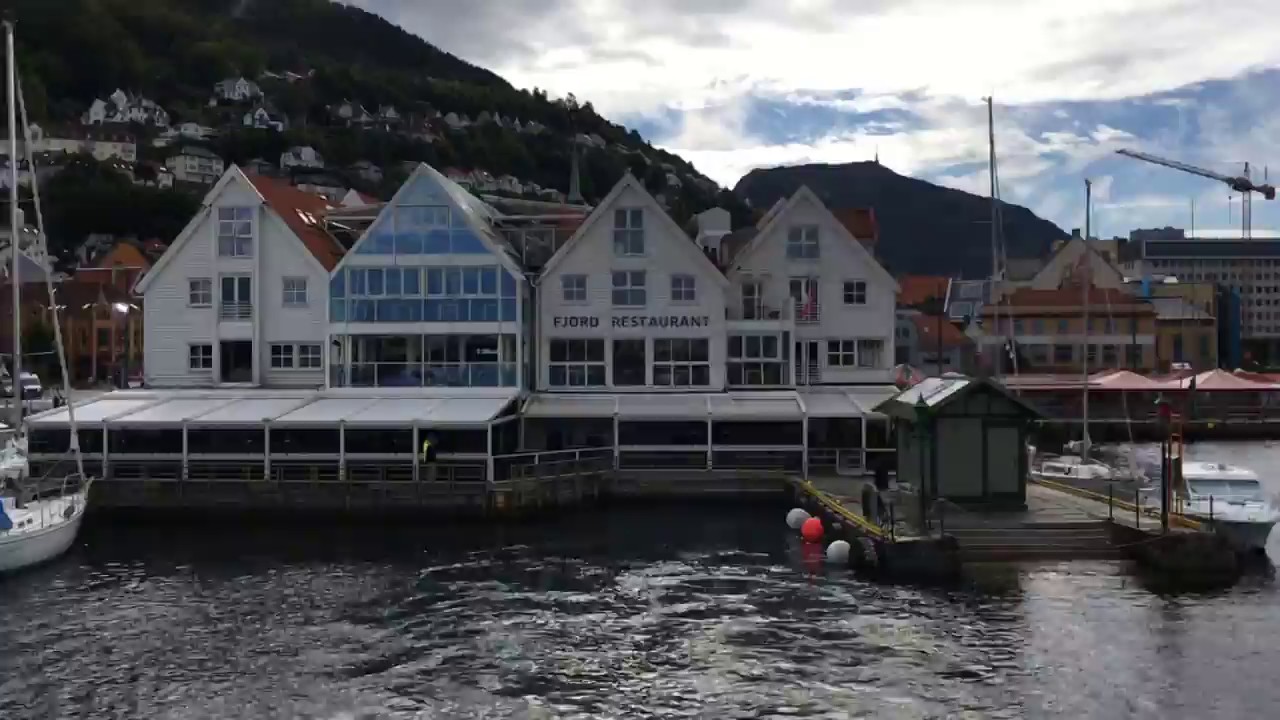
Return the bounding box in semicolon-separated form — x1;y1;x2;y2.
801;516;824;543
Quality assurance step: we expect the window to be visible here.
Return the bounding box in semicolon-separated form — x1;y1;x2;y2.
549;338;605;387
728;334;785;386
652;338;710;387
561;274;587;303
612;270;646;307
790;277;820;321
282;277;308;306
740;280;764;319
1057;319;1069;333
188;278;212;306
671;274;696;303
217;207;253;257
298;344;322;369
270;343;296;368
857;339;884;368
613;208;644;256
1054;344;1073;363
1032;319;1045;334
188;344;212;371
786;225;820;259
1103;344;1118;365
612;339;647;386
827;340;857;367
220;275;252;319
842;280;867;305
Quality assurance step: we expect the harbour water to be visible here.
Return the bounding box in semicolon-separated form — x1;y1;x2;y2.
2;443;1280;718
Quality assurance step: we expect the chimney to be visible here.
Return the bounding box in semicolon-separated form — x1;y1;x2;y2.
567;145;583;205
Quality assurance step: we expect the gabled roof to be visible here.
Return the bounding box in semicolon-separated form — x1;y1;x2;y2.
910;314;971;350
1034;235;1125;287
831;207;878;249
729;185;898;291
537;173;728;285
136;166;341;293
246;174;346;270
876;375;1043;419
898;275;951;307
331;163;523;279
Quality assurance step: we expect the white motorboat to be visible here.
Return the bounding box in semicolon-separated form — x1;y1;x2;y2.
1177;462;1279;555
1033;453;1118;482
0;19;92;574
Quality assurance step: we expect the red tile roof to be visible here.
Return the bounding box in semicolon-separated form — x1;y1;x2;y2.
898;275;950;307
832;207;877;248
910;314;971;350
245;173;346;270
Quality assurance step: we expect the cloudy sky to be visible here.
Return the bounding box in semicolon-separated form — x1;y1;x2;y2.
348;0;1280;236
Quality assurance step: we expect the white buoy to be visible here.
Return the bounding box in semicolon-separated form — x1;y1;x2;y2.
786;508;811;530
825;540;852;565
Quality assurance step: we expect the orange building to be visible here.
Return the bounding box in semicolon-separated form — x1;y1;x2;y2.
1;280;140;387
980;285;1158;373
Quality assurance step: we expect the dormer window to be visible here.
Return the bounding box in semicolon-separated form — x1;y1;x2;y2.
217;207;253;257
613;208;644;256
786;225;819;259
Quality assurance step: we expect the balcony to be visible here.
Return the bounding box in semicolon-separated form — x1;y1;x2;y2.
219;302;252;321
727;301;795;331
794;301;822;324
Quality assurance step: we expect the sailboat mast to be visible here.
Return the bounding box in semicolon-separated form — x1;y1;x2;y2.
5;18;20;435
1081;178;1092;452
986;96;1002;378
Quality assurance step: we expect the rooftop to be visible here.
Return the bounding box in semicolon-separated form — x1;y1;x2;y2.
246;173;347;270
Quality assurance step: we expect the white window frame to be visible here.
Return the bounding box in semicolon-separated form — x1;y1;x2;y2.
613;208;645;256
188;277;212;307
670;274;696;303
652;338;711;388
561;274;587;303
827;339;857;367
548;338;607;387
856;339;884;368
843;280;867;306
298;344;323;369
786;225;820;259
727;334;785;386
217;207;254;257
611;270;646;307
270;343;296;369
188;344;213;371
282;277;308;307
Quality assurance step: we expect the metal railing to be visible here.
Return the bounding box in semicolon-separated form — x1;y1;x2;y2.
794;301;822;324
219;302;252;320
808;448;866;474
727;302;795;322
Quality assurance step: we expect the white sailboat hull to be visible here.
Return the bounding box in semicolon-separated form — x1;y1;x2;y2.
0;491;88;573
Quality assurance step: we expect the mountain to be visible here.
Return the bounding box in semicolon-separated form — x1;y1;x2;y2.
7;0;751;262
734;162;1069;278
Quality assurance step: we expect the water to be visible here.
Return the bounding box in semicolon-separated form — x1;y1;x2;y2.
1;462;1279;718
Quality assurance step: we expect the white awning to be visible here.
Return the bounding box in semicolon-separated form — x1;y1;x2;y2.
709;392;804;420
802;389;864;418
193;397;317;425
343;396;514;427
847;386;899;415
617;394;709;420
29;397;157;426
523;394;618;418
271;398;382;426
109;398;243;426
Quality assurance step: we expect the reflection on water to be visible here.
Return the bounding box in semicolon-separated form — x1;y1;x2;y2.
1;504;1279;718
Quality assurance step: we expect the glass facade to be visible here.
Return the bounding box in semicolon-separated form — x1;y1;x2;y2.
329;265;517;323
332;333;519;388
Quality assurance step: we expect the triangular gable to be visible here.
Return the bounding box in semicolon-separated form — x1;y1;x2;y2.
331;163;523;279
1032;235;1124;289
134;166;261;294
756;198;786;230
538;173;729;285
730;185;898;292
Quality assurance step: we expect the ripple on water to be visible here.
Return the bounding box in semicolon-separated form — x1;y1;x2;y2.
3;507;1280;718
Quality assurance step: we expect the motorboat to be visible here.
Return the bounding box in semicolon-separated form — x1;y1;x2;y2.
1177;462;1279;555
1030;452;1147;486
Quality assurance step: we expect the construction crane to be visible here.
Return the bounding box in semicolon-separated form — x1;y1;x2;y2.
1116;148;1275;239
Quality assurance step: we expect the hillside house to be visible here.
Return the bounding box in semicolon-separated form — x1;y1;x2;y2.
292;172;347;202
243;106;288;132
23;124;137;163
331;101;374;127
280;146;324;171
213;77;262;103
443;112;471;130
81;89;169;127
165;146;225;185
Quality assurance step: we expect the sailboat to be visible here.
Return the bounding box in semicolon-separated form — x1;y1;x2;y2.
0;17;91;573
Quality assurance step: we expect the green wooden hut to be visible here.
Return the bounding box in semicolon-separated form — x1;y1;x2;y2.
875;375;1042;509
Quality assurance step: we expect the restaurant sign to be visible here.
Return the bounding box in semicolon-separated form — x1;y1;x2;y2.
552;314;712;329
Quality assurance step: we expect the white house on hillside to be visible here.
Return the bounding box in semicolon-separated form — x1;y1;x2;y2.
537;174;729;391
82;89;169;127
281;146;324;171
136;167;345;388
725;186;898;384
165;146;225;185
213;77;262;102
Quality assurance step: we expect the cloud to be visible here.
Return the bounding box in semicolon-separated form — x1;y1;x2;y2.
344;0;1280;236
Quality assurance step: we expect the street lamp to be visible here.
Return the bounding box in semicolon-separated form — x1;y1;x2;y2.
1154;393;1172;533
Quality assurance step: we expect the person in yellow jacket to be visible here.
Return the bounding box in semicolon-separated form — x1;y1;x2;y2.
421;434;437;482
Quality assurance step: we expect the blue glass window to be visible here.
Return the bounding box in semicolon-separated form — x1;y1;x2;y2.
426;268;444;296
424;229;450;254
462;267;480;295
451;229;488;254
480;267;497;295
330;299;347;322
423;299;442;322
386;268;402;296
352;300;376;322
445;268;461;296
471;298;498;321
367;268;384;296
330;272;346;299
500;271;516;298
395;232;423;254
403;268;422;296
500;299;517;322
